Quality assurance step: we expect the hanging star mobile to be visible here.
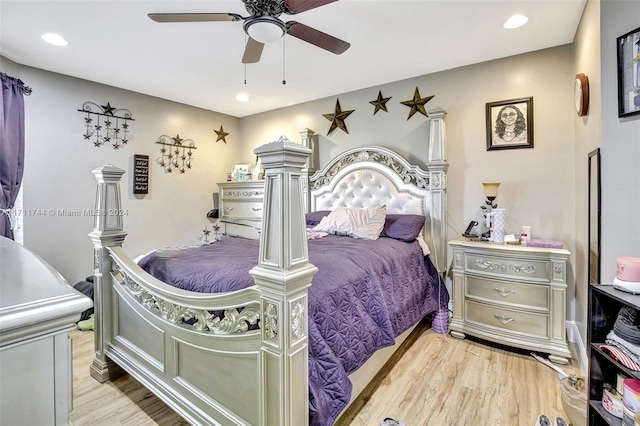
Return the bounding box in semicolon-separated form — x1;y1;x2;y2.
78;101;134;149
214;126;229;144
400;87;434;120
369;90;392;115
155;134;197;174
322;99;355;135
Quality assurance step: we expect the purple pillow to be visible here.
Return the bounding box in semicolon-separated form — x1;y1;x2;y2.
305;210;331;227
381;214;425;242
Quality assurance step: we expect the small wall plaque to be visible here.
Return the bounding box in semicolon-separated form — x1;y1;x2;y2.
133;154;149;194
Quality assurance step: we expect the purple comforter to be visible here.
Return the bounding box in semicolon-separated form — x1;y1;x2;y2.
139;235;448;425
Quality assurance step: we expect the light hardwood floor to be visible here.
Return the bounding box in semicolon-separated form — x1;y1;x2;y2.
69;328;581;425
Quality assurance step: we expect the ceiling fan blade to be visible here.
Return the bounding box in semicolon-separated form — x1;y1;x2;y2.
284;0;338;14
242;37;265;63
286;21;350;55
147;13;242;23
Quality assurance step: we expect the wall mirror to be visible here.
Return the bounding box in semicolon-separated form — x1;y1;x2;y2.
588;148;601;284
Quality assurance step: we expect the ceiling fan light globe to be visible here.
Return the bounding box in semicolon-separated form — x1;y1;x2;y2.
244;17;285;43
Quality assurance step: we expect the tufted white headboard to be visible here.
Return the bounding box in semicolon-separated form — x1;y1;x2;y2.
309;145;447;274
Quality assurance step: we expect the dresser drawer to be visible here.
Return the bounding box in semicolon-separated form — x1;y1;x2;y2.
466;276;549;312
465;300;549;339
465;253;550;282
221;201;263;219
220;187;264;200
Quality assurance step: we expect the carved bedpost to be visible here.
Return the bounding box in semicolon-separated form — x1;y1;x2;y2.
299;128;316;214
427;108;449;274
88;165;127;382
250;137;318;426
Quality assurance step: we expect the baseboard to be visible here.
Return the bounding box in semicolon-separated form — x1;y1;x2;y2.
566;320;588;376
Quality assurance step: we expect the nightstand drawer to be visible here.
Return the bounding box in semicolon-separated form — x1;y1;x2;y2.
466;276;549;311
221;201;263;219
465;253;550;282
465;300;549;339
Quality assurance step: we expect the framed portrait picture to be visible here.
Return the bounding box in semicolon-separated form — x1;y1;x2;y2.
486;97;533;151
232;163;250;181
616;26;640;118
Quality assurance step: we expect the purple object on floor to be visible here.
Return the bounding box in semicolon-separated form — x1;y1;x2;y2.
432;308;449;334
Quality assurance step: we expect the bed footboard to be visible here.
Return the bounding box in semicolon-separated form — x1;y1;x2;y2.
89;138;316;425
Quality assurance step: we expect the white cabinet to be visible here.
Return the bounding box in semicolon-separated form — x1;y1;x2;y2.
218;180;264;239
448;237;571;364
0;236;93;425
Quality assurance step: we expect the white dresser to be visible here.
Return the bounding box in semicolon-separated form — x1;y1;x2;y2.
218;180;264;239
448;237;572;364
0;236;93;425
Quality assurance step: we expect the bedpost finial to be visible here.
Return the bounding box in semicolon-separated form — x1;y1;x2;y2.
92;164;125;183
427;107;447;119
299;128;315;138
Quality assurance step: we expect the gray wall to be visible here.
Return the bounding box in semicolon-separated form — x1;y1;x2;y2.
572;0;602;351
1;57;241;283
600;0;640;286
570;0;640;352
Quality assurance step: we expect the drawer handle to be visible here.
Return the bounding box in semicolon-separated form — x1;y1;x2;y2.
474;259;505;271
494;288;515;297
252;207;262;212
493;315;514;324
225;207;234;211
509;264;536;274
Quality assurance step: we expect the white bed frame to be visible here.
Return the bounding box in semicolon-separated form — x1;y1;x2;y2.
89;108;448;425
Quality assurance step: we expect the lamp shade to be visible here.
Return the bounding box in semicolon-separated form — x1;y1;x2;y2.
482;182;501;198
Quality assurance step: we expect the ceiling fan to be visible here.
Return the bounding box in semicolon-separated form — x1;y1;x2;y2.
148;0;350;64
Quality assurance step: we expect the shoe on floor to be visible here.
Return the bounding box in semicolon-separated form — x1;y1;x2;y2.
536;414;552;426
77;314;94;331
380;418;405;426
555;417;569;426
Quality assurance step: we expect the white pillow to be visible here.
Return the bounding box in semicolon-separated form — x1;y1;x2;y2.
312;205;387;240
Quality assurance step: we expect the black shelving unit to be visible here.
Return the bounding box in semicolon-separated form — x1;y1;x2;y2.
588;284;640;425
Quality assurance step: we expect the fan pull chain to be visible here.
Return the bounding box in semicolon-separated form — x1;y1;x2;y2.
243;32;247;84
282;35;286;85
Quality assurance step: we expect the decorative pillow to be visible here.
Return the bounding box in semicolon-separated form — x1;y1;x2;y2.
381;214;426;242
312;205;387;240
305;210;331;227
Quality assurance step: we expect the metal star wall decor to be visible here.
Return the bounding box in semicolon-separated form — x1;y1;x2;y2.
214;126;229;144
400;87;434;120
369;90;392;115
155;134;197;174
322;99;355;135
78;101;134;149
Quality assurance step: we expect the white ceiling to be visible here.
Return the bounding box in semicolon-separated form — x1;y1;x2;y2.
1;0;586;118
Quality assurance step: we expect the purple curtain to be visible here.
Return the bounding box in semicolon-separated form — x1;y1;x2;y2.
0;72;27;239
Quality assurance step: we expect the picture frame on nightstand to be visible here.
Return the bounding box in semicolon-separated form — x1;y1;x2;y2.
232;163;250;181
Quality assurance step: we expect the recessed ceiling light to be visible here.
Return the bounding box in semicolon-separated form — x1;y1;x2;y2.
503;14;529;29
41;33;68;46
236;93;250;102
